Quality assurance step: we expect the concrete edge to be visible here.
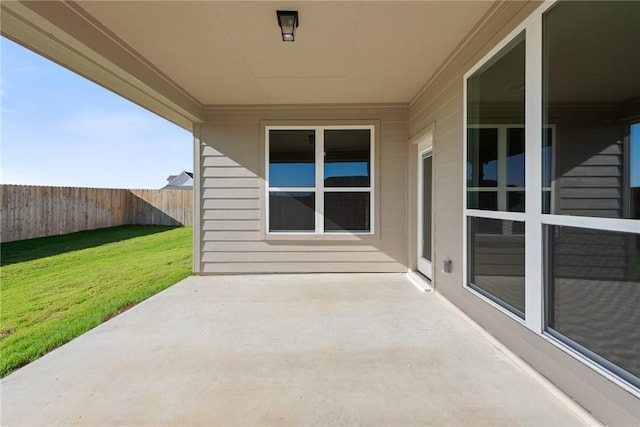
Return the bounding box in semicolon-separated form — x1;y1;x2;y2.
406;271;433;293
432;291;604;427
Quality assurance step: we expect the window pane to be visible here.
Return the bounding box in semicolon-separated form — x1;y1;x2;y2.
546;226;640;386
507;128;525;188
468;217;525;317
467;191;498;211
507;191;525;212
422;155;432;260
269;192;315;232
324;192;370;232
467;128;498;188
269;130;315;188
543;1;640;219
467;32;525;212
632;123;640;218
542;127;554;214
324;129;371;187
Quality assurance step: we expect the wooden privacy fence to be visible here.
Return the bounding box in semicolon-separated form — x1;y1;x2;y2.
1;185;193;242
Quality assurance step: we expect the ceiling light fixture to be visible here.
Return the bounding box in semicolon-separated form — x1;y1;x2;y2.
276;10;299;42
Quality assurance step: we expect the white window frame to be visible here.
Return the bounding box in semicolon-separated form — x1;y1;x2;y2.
265;125;375;236
463;0;640;395
463;28;529;325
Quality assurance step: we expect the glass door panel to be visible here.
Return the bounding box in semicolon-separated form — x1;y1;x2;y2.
418;149;433;279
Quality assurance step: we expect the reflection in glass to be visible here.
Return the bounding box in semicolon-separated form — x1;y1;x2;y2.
468;217;525;317
422;155;432;261
269;192;315;232
269;130;315;188
543;1;640;219
467;192;497;211
546;226;640;386
467;32;525;212
507;128;525;187
631;123;640;218
324;130;371;187
467;32;525;128
467;128;498;188
507;191;525;212
542;128;553;214
324;192;370;232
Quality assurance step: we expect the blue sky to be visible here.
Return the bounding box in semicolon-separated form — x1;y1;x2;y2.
1;37;191;189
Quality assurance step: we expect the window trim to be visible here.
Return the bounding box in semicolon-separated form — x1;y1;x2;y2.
462;0;640;396
264;124;376;239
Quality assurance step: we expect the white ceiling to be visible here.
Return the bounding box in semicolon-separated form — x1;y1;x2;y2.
77;1;494;106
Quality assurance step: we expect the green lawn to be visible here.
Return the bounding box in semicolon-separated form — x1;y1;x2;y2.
0;225;192;377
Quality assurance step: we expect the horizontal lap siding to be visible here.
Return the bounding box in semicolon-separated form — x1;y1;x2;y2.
552;227;632;280
198;107;408;274
201;251;398;263
555;138;624;219
201;241;401;252
473;235;525;276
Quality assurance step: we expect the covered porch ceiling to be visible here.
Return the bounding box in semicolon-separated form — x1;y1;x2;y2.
1;1;496;129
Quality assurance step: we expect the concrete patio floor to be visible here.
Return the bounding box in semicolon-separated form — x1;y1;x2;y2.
1;274;598;426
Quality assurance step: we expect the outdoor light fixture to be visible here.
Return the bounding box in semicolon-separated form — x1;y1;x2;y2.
277;10;299;42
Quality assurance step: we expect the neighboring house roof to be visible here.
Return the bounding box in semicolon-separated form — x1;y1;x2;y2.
162;171;193;190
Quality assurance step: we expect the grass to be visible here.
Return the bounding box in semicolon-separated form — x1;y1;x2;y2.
0;225;193;377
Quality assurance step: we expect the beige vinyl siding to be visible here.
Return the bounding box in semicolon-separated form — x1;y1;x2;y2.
197;106;408;274
408;1;638;426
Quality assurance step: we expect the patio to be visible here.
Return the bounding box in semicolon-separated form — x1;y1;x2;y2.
1;274;596;426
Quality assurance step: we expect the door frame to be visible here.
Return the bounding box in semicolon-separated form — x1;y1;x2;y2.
417;134;433;279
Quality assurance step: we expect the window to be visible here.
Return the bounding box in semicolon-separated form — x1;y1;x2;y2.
465;32;526;318
468;217;525;317
465;0;640;391
545;226;640;383
542;0;640;389
266;126;374;234
542;1;640;220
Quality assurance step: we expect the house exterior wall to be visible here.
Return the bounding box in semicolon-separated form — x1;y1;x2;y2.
195;106;408;274
408;1;639;426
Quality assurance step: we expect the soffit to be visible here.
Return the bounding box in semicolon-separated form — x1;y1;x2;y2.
75;1;494;106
